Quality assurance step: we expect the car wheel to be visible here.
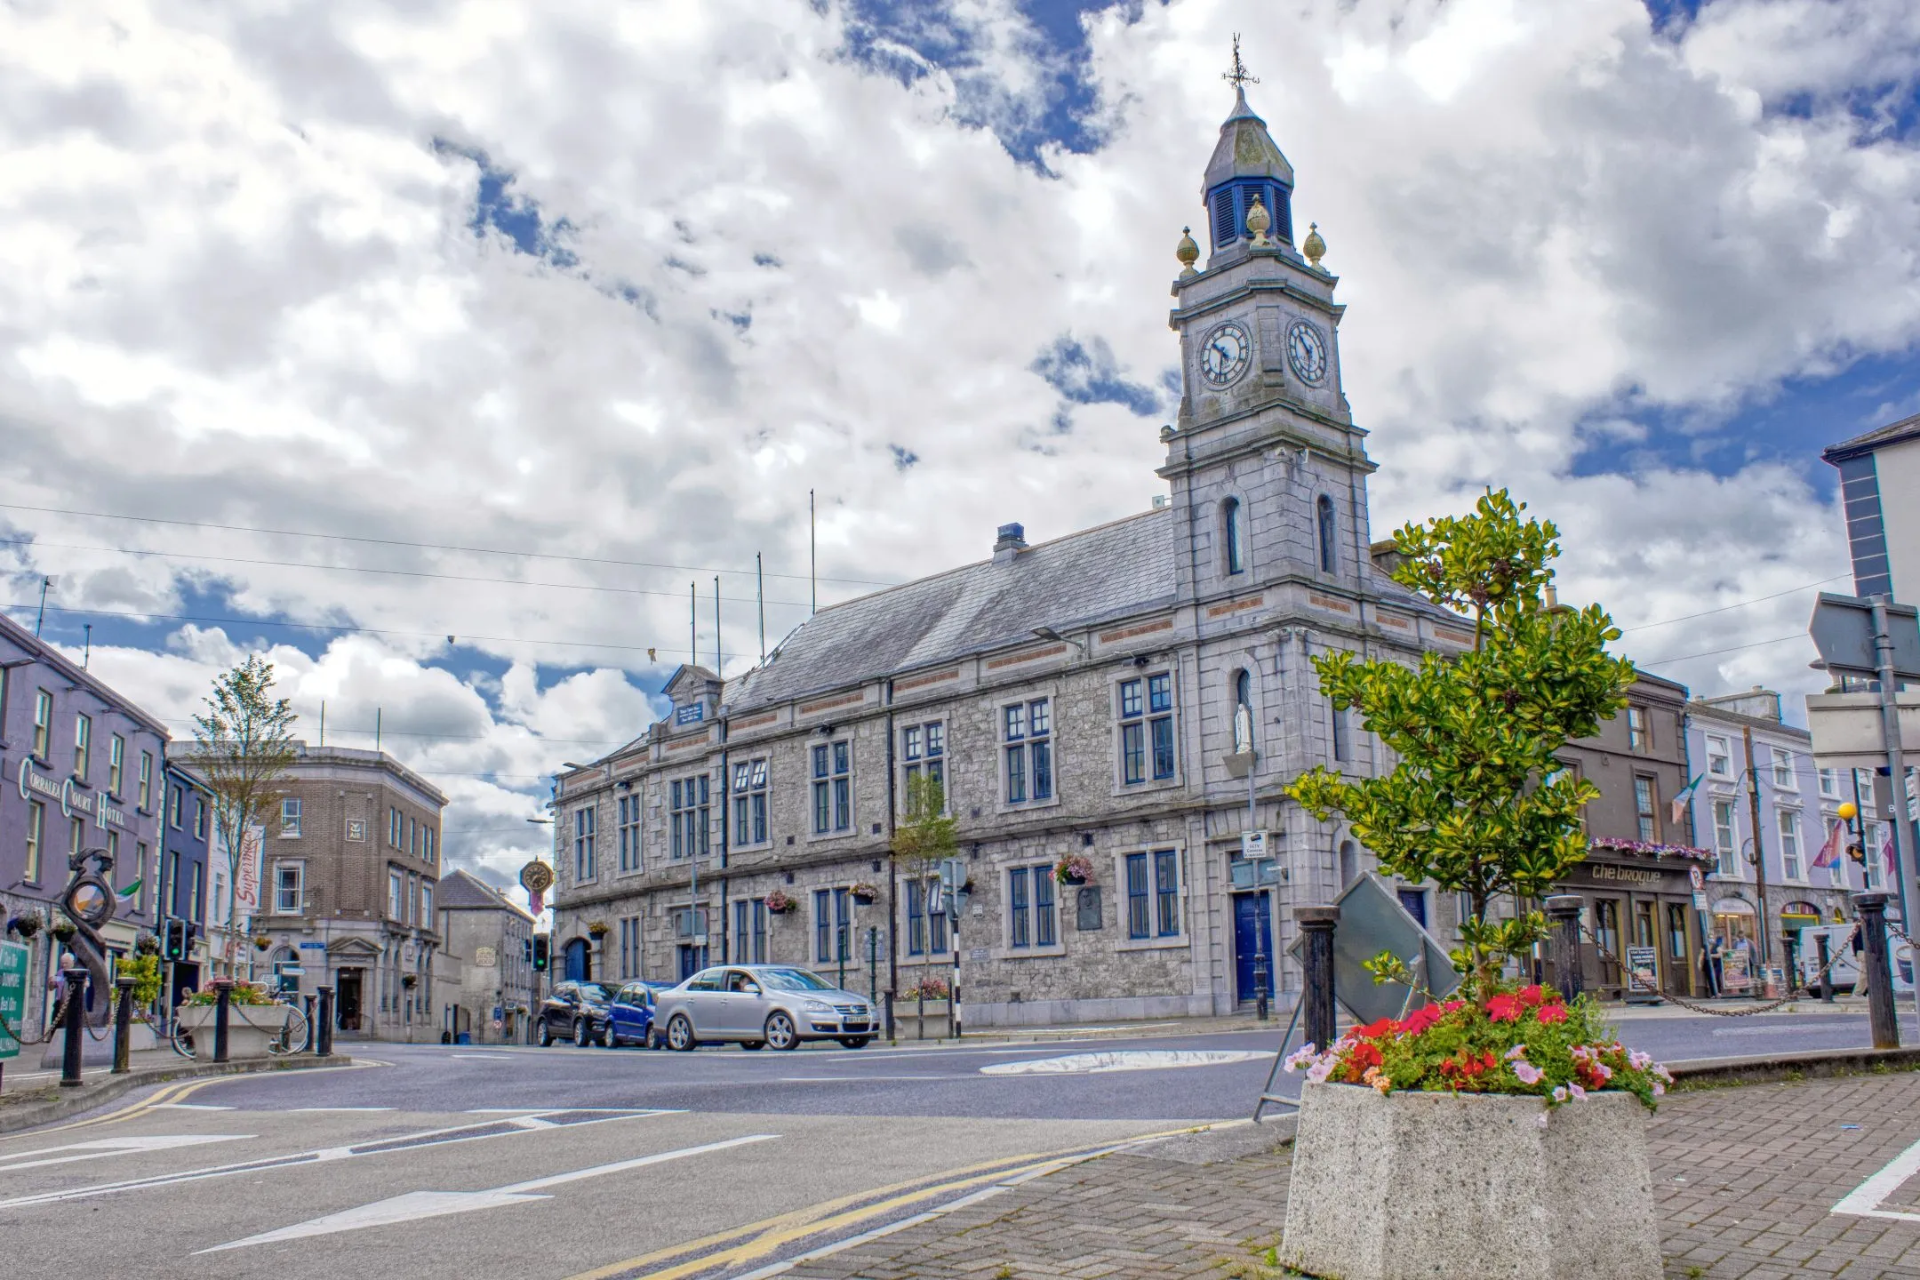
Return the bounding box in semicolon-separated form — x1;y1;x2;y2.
574;1018;590;1047
839;1037;872;1049
765;1011;798;1051
604;1030;621;1048
539;1019;555;1047
666;1015;696;1052
740;1040;764;1051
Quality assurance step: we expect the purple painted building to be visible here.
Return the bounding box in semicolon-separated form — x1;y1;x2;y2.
0;612;170;1029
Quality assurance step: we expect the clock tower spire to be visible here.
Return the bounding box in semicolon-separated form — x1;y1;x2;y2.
1158;44;1374;605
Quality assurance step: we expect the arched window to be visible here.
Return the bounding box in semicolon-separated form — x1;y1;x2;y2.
1339;840;1358;887
1223;497;1245;575
1316;495;1337;574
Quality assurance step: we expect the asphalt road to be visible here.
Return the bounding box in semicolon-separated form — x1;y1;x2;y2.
0;1009;1884;1280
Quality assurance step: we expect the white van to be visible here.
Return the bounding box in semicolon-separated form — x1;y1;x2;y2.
1795;923;1913;994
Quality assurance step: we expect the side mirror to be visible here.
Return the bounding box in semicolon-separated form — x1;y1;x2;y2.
742;984;761;996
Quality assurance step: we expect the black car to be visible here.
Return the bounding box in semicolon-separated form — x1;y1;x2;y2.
538;980;619;1046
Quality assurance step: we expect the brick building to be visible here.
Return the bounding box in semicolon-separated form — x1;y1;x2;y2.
200;742;446;1041
548;83;1474;1027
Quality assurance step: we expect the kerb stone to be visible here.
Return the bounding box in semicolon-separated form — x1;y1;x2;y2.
1278;1081;1661;1280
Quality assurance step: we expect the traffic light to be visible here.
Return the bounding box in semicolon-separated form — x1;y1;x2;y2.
532;935;549;972
162;918;187;961
1848;842;1867;865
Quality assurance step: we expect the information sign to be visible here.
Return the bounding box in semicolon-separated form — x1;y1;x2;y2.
0;941;28;1061
1625;946;1660;997
1721;948;1752;993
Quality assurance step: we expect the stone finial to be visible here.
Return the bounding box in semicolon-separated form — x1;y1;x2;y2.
1303;221;1326;268
1176;226;1199;277
1246;193;1272;248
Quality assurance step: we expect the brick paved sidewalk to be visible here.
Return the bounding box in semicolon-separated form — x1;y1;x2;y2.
786;1071;1920;1280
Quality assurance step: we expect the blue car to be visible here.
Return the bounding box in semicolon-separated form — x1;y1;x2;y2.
605;981;669;1048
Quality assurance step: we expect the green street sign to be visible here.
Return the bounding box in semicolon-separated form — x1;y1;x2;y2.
0;940;28;1061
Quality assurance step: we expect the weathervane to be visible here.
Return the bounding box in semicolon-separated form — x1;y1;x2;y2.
1223;34;1259;90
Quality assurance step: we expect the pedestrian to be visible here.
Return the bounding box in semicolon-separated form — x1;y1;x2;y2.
47;952;80;1030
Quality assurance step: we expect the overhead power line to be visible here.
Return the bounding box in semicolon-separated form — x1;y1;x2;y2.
1635;633;1805;667
0;500;897;588
1617;574;1850;633
1;535;820;608
6;599;761;663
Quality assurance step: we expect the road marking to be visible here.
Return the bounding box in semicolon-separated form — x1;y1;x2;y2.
0;1110;668;1211
24;1057;386;1136
289;1107;393;1113
155;1103;235;1110
1834;1135;1920;1222
980;1049;1269;1075
0;1134;253;1173
774;1075;946;1082
198;1134;780;1252
450;1053;513;1060
566;1124;1220;1280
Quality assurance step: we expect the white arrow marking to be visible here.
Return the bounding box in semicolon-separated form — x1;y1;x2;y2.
198;1134;779;1252
979;1049;1269;1075
0;1134;252;1173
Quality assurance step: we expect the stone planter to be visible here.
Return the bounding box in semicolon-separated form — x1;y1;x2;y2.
176;1001;294;1061
896;1000;953;1038
1279;1081;1661;1280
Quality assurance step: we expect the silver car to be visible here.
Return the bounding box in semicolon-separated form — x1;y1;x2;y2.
655;965;877;1051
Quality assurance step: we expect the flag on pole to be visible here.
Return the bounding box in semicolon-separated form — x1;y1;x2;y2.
1886;825;1899;875
1670;773;1704;824
116;878;142;900
1811;820;1843;870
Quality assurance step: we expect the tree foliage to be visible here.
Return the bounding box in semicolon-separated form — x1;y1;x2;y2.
1286;490;1635;994
891;774;956;871
189;656;298;975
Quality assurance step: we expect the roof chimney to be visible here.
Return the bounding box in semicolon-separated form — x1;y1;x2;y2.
993;522;1027;565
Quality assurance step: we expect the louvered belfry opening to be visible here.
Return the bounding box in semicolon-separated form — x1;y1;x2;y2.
1207;180;1294;249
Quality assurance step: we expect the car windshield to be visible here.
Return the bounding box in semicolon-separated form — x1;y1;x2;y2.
757;968;838;993
577;983;618;1003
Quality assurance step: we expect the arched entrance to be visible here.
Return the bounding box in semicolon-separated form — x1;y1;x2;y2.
563;937;590;981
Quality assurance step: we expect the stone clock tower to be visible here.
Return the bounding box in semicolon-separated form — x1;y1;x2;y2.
1159;81;1375;604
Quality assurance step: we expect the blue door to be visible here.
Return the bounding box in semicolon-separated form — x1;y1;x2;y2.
563;938;590;981
1233;892;1273;1004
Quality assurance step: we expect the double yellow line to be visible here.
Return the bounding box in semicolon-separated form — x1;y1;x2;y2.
13;1057;383;1137
569;1123;1223;1280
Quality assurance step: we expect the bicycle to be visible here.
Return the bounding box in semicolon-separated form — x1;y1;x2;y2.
165;995;310;1058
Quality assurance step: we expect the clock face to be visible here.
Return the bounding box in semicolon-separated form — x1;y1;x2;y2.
1198;321;1253;388
1287;320;1329;385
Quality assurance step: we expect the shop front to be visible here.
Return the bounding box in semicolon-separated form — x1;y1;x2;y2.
1552;846;1711;1001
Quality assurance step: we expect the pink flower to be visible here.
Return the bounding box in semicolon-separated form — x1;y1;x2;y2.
1282;1045;1320;1073
1535;1003;1569;1025
1503;1043;1529;1061
1652;1081;1666;1097
1628;1050;1652;1071
1592;1062;1613;1082
1552;1086;1567;1102
1569;1083;1587;1101
1512;1061;1544;1085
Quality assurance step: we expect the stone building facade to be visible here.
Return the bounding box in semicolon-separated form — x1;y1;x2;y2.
1685;687;1854;986
435;868;536;1045
207;743;446;1041
548;84;1475;1028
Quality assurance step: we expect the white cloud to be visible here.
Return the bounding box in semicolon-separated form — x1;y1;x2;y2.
2;0;1916;880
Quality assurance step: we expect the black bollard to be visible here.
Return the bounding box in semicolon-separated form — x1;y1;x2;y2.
1816;933;1835;1003
1254;946;1270;1023
316;985;334;1058
112;975;136;1074
59;965;85;1088
1297;905;1339;1053
1545;895;1585;1003
1855;894;1898;1050
212;979;233;1064
303;994;316;1053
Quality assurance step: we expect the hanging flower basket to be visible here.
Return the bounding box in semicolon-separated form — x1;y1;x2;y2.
1054;854;1094;887
587;920;611;937
849;882;879;905
253;935;272;951
764;890;795;914
6;913;42;940
50;919;77;941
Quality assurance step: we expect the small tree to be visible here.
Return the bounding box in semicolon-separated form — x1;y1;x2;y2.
190;656;298;979
891;774;957;993
1287;490;1635;997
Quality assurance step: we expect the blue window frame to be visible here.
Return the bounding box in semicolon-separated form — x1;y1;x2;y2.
1119;675;1175;785
1126;852;1149;939
1008;866;1056;949
907;878;926;956
1155;850;1180;937
812;741;851;834
573;806;596;881
1004;699;1052;804
814;889;832;962
1009;868;1030;948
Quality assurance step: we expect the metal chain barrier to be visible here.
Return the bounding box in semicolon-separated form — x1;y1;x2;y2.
1;980;80;1049
1577;922;1860;1017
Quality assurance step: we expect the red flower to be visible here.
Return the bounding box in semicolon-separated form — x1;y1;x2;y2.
1442;1000;1465;1013
1354;1018;1398;1041
1516;984;1548;1007
1534;1003;1569;1025
1485;994;1522;1023
1398;1005;1444;1036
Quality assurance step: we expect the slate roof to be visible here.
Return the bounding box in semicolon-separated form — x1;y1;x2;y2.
724;510;1179;713
1824;411;1920;463
437;868;533;919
